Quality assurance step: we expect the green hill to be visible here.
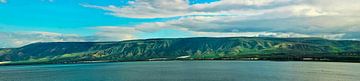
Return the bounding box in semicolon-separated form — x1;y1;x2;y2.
1;37;360;64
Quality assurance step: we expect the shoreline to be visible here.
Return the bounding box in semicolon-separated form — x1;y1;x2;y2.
1;59;359;66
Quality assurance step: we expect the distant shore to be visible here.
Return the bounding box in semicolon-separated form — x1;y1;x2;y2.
1;58;359;66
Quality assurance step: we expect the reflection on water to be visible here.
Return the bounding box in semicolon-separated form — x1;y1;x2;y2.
0;61;359;81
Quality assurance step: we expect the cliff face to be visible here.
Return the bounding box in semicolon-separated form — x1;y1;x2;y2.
1;37;359;62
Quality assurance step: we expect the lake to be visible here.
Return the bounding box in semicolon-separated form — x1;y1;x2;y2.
0;61;359;81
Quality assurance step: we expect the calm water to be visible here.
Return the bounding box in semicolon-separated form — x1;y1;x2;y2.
0;61;359;81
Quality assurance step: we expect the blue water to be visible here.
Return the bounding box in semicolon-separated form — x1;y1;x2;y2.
0;61;359;81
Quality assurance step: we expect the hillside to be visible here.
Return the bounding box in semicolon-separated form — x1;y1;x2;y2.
0;37;360;64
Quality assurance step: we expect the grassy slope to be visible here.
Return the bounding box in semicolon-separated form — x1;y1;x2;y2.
0;37;359;64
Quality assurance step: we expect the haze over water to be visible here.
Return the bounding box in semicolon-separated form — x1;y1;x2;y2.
0;61;359;81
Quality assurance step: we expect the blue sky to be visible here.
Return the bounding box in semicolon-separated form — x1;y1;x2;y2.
0;0;176;35
1;0;360;47
0;0;219;35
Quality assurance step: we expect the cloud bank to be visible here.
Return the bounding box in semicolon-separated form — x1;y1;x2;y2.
0;31;116;48
0;32;83;48
84;0;360;40
2;0;360;48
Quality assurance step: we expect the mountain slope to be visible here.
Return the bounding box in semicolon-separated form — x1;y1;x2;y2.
0;37;359;63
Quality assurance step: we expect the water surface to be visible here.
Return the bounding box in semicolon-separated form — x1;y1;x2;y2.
0;61;359;81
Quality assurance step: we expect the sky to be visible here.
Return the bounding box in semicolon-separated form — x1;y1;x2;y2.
1;0;360;48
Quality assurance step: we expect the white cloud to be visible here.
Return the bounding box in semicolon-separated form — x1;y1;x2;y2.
0;31;143;48
82;0;342;18
93;26;140;40
4;0;360;47
191;31;345;39
0;32;86;48
81;0;191;18
93;16;354;40
83;0;360;40
82;0;299;18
